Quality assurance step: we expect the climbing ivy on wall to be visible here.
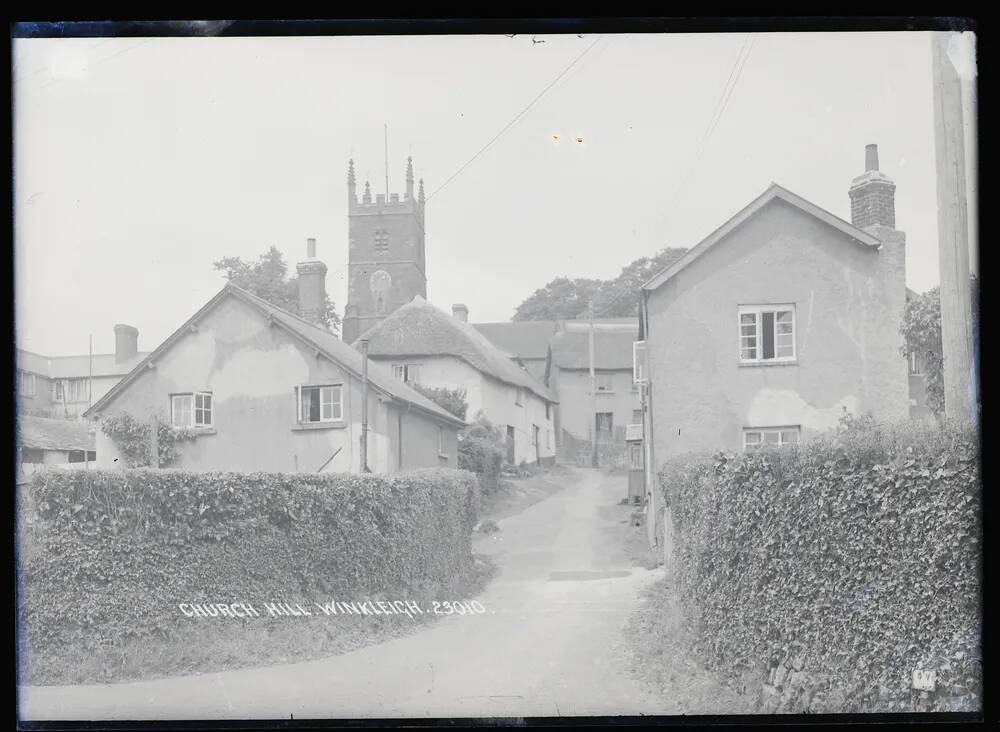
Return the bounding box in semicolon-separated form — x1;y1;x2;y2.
99;412;197;468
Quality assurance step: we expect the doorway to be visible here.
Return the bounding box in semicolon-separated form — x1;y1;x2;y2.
506;425;516;465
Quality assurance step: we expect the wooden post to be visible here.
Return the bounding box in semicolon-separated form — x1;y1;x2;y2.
931;31;977;425
589;301;598;468
149;414;159;468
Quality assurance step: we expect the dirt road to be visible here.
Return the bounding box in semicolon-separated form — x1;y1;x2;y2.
20;468;673;720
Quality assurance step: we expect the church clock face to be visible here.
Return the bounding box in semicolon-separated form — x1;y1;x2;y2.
370;270;392;314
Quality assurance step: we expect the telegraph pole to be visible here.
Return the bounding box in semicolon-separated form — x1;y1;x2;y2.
931;31;977;425
360;338;370;473
589;300;598;468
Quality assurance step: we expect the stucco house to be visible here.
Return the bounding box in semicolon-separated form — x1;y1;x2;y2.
358;297;559;466
17;325;147;420
547;320;642;454
472;316;642;465
84;251;464;474
639;145;910;484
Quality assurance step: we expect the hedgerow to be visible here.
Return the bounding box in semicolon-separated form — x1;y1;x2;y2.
17;468;479;659
660;422;981;713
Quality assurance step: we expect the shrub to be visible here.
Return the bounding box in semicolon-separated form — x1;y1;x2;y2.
17;467;479;658
458;416;506;495
410;383;469;422
661;422;981;713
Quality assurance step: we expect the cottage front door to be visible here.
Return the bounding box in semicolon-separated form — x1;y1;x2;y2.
506;425;516;465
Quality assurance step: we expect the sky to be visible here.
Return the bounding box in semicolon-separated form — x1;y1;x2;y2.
14;31;966;356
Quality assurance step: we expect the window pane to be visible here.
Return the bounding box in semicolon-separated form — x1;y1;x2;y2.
301;387;321;422
763;431;780;444
172;395;192;426
407;365;420;383
761;312;775;359
745;432;761;445
781;430;799;443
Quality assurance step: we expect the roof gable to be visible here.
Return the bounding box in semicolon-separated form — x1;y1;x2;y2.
642;183;882;293
359;298;558;403
84;285;464;426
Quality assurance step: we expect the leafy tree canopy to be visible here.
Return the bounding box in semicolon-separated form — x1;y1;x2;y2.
512;247;688;321
410;383;469;421
901;287;944;418
213;246;341;333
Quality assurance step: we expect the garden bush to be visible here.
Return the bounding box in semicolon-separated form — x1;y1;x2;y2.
17;467;479;659
660;421;981;713
458;416;506;495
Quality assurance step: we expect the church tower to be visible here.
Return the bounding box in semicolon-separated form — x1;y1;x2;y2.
341;157;427;342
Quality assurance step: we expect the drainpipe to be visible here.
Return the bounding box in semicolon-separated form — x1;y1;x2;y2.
360;338;370;473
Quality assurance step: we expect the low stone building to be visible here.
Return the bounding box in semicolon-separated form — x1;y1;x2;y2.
17;415;96;476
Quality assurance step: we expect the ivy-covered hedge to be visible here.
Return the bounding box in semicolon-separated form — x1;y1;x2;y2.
661;423;981;713
17;468;479;654
458;417;506;494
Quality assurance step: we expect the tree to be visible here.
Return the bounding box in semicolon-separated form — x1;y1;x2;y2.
213;246;342;333
511;247;688;321
512;277;602;321
591;247;688;317
410;383;469;421
901;287;944;418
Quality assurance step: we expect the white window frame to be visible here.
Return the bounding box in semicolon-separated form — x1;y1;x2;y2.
743;426;800;451
909;351;922;376
738;305;796;364
19;370;36;397
171;392;213;428
596;372;614;393
391;363;421;384
297;384;344;424
53;380;65;402
633;340;648;385
438;426;446;455
514;387;524;406
66;378;89;403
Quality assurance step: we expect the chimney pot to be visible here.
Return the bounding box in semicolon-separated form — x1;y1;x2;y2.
452;304;469;323
865;143;879;172
113;324;139;364
296;240;328;325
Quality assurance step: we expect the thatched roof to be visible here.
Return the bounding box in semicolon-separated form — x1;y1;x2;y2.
358;298;558;403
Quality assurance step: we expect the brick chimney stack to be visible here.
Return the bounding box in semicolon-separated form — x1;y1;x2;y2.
296;238;328;325
452;304;469;323
848;143;896;229
113;324;138;363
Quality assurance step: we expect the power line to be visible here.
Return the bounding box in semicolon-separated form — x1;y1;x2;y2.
653;33;758;233
427;35;603;202
28;38;154;95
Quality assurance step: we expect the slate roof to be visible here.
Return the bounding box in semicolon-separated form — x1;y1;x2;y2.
471;321;558;361
550;322;639;371
358;298;558;403
18;415;95;452
85;284;465;427
17;350;149;378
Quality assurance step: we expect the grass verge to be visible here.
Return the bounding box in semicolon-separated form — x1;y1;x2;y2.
21;554;498;687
